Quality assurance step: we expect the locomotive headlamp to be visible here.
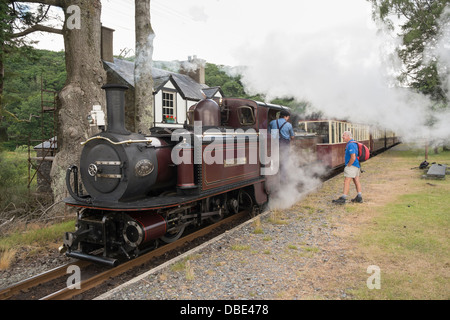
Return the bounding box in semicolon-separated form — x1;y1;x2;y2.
135;159;154;177
88;105;105;129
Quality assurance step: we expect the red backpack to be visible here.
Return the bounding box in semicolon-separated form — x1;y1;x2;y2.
351;141;370;162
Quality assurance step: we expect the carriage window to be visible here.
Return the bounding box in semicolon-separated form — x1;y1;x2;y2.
331;122;336;144
298;122;307;132
338;123;343;143
297;121;330;143
238;106;255;126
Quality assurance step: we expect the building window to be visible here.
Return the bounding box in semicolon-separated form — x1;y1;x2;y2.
162;92;176;122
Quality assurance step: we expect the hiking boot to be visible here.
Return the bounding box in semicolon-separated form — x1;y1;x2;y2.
332;196;347;204
351;195;363;203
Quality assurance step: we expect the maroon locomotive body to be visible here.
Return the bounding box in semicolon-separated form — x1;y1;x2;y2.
63;86;290;265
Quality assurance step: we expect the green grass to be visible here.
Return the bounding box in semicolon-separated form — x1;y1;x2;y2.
0;220;75;252
0;149;37;210
350;147;450;299
231;244;251;251
362;194;448;259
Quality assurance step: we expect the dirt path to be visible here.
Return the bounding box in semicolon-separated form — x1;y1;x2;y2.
288;144;447;299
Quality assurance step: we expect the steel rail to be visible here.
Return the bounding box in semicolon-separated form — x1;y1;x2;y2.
0;260;90;300
40;210;249;300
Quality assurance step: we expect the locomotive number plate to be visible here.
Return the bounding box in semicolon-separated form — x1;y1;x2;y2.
135;159;154;177
224;157;247;167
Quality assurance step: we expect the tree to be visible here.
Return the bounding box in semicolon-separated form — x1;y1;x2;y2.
134;0;154;134
0;1;58;141
3;1;106;204
5;1;158;204
2;49;66;148
368;0;449;103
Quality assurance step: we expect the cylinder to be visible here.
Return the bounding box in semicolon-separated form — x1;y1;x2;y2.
123;213;167;247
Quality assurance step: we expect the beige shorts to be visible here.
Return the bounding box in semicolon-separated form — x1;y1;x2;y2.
344;165;361;178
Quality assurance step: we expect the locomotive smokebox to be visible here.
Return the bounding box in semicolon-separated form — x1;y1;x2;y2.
102;84;129;135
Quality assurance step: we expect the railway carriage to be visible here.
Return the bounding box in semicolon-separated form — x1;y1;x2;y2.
297;120;370;169
369;126;399;154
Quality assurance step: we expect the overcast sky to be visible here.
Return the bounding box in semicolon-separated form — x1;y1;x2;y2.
30;0;450;143
33;0;375;66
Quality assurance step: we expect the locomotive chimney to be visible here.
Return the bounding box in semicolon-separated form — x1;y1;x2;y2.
102;84;130;135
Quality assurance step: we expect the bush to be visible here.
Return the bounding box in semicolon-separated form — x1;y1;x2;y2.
0;150;34;210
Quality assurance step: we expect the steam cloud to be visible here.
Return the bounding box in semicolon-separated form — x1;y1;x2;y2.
231;4;450;209
267;151;327;210
234;7;450;145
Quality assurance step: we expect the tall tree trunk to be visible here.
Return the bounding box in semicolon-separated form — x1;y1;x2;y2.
134;0;154;134
50;0;106;204
0;44;6;142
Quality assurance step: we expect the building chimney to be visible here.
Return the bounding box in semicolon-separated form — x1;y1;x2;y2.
180;56;205;84
101;26;115;63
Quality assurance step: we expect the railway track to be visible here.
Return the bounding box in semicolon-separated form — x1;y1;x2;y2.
0;210;250;300
0;145;396;300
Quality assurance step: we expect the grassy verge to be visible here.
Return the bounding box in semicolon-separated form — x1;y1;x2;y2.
0;220;75;269
0;148;36;210
350;146;449;299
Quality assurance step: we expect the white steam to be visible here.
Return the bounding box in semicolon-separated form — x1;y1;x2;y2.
267;151;327;210
229;3;450;209
234;6;450;145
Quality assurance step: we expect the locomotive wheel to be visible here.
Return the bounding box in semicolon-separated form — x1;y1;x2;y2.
208;210;224;223
238;189;253;211
160;225;186;243
250;205;261;217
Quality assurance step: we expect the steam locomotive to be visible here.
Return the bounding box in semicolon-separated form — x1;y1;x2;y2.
62;84;285;266
61;84;398;266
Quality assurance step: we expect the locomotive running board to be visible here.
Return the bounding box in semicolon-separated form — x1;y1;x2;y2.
64;177;266;211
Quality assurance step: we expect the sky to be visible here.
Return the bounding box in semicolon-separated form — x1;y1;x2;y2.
29;0;450;145
33;0;376;66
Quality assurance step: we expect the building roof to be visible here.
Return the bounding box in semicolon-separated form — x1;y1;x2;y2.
202;86;224;99
103;58;210;101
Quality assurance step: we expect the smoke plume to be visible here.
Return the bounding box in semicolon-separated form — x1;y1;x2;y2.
232;4;450;209
235;8;450;146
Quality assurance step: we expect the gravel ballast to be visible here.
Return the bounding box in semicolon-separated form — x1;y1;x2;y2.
97;177;357;300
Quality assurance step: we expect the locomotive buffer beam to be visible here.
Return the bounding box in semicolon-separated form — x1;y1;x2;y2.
66;250;119;267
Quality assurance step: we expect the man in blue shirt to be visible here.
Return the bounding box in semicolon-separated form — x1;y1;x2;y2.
269;110;295;143
269;110;295;178
333;131;363;204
